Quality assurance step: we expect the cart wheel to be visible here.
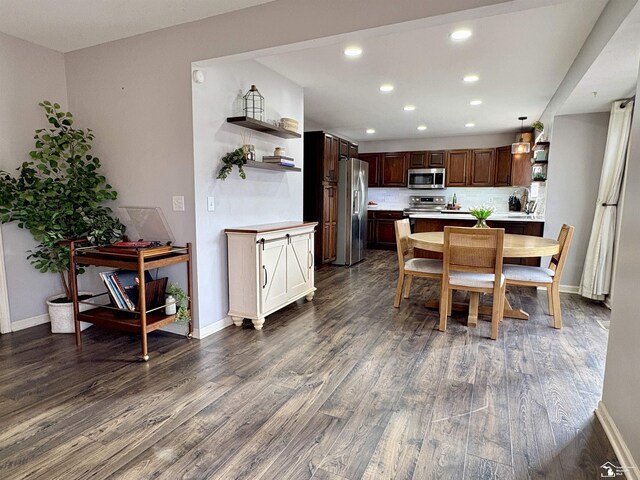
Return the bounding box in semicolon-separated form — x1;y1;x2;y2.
141;354;150;362
186;333;193;339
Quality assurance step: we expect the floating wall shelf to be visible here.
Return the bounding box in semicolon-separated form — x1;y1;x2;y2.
227;116;301;139
245;160;301;172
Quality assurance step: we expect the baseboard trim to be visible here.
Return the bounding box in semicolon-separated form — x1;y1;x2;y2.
595;401;639;479
194;316;234;339
12;313;50;332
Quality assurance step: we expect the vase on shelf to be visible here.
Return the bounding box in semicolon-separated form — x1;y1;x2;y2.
473;218;489;228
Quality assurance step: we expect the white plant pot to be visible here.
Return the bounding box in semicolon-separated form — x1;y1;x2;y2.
47;292;94;334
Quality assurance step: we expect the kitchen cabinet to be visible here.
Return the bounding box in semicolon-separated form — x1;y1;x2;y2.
304;131;345;267
469;148;495;186
409;151;427;168
367;210;404;250
358;153;381;187
349;143;359;159
427;151;446;168
413;217;544;266
226;222;317;330
446;150;470;186
381;152;408;187
322;184;338;263
494;145;532;186
339;139;349;157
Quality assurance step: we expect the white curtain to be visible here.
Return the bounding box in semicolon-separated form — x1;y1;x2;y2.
580;100;634;300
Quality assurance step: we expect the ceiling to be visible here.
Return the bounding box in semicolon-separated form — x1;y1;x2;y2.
0;0;276;52
256;0;611;141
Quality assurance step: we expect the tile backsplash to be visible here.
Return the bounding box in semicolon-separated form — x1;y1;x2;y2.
368;185;546;215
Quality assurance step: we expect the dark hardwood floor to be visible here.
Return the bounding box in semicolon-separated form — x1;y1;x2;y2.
0;249;619;479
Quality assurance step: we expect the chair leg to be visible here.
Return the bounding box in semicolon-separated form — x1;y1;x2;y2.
547;286;554;316
439;287;449;332
394;274;405;308
468;292;479;328
551;284;562;329
448;289;453;316
491;284;506;340
403;275;413;299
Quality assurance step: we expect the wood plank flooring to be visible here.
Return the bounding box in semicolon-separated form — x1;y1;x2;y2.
0;249;620;479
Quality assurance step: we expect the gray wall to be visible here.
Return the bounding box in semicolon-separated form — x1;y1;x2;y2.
545;112;610;288
602;69;640;465
0;32;69;322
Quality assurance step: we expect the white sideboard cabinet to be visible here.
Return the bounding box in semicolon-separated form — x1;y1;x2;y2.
225;222;318;330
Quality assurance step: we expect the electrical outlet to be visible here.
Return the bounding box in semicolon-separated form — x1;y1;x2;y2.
207;196;215;212
172;196;185;211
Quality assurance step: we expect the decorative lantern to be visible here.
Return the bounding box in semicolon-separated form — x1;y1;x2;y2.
243;85;264;121
511;116;531;154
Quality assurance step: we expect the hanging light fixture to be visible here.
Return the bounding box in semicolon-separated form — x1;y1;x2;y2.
512;116;531;154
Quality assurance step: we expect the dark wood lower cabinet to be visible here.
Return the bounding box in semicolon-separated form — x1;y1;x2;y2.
367;210;404;250
413;218;544;266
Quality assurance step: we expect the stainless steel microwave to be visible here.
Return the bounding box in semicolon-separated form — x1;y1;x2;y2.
407;168;446;189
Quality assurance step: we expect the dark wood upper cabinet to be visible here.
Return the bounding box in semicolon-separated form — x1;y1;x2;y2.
494;146;513;186
339;139;349;157
511;150;533;187
427;151;446;168
469;148;495;186
349;143;358;159
409;151;427;168
358;153;381;187
446;150;470;186
380;152;408;187
323;134;339;182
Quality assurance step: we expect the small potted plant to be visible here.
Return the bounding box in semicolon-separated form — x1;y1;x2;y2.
0;101;124;333
468;204;496;228
167;283;191;325
217;147;247;180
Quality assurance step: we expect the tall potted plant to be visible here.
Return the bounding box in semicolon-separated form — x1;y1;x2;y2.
0;101;124;332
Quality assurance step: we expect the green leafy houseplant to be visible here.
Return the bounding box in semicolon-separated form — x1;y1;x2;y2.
0;101;124;301
217;147;247;180
531;120;544;132
167;283;191;325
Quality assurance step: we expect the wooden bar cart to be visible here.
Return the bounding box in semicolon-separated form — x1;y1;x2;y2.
69;240;193;361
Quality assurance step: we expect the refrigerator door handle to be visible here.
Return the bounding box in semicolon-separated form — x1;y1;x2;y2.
353;189;360;215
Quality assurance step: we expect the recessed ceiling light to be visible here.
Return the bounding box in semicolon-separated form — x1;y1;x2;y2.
417;125;427;131
463;74;479;83
404;105;416;111
366;128;376;134
465;122;476;128
470;99;483;106
379;84;394;92
344;46;362;57
450;29;472;41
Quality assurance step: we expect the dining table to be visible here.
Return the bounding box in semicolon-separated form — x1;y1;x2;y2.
408;231;560;320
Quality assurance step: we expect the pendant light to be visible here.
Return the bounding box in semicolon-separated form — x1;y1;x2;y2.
511;116;531;154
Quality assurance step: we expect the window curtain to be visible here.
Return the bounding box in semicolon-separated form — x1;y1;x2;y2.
580;100;634;301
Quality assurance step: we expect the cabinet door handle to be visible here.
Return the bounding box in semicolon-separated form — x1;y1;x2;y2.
263;266;268;289
286;233;291;244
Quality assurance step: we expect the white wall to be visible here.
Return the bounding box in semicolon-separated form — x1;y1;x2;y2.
0;32;68;323
192;60;303;329
545;112;610;288
358;132;515;153
601;70;640;467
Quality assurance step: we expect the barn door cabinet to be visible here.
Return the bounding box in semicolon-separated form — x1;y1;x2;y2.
225;222;317;330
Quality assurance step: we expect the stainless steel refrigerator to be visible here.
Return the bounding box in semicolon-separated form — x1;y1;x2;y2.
334;158;368;266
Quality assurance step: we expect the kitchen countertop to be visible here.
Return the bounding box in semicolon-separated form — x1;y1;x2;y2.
409;212;544;222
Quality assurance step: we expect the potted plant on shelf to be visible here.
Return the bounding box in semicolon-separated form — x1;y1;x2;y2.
0;101;125;333
217;147;248;180
167;283;191;325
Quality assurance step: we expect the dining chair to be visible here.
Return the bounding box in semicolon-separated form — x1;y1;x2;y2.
439;226;505;340
394;219;443;308
503;224;574;328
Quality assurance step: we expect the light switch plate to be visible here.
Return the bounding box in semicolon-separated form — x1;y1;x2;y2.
207;196;215;212
172;196;185;211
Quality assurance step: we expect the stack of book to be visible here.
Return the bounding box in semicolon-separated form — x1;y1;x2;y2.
99;270;152;311
262;156;295;167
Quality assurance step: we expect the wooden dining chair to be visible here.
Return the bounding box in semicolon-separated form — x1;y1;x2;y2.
439;227;505;340
503;224;574;328
394;219;443;308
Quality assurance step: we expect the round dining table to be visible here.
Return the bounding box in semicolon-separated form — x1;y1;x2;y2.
408;231;560;320
408;231;560;258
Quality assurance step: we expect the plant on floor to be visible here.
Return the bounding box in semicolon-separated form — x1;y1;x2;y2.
0;101;125;301
216;147;247;180
167;283;191;325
